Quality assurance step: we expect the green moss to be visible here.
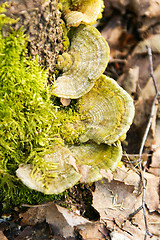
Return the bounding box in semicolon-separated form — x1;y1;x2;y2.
0;3;17;28
0;7;85;207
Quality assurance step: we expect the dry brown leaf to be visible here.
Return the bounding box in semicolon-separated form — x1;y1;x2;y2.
92;178;146;240
100;169;113;182
140;64;160;100
46;203;75;238
117;67;139;95
148;212;160;237
145;172;160;212
56;204;90;227
130;0;160;18
113;166;140;194
105;0;160;18
20;202;90;238
76;222;108;240
148;167;160;177
126;209;160;239
92;177;142;221
104;0;130;14
0;231;8;240
148;113;160;176
101;16;123;59
122;219;146;240
19;206;46;226
46;203;90;238
110;231;131;240
155;119;160;147
151;147;160;168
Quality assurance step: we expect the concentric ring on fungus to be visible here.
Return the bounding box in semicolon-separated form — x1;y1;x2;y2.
78;74;135;145
52;24;110;99
69;141;122;183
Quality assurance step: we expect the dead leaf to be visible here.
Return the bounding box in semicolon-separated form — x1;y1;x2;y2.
104;0;130;14
130;0;160;18
148;212;160;237
147;113;160;176
140;64;160;100
19;206;46;226
15;224;50;240
113;166;141;194
46;203;74;238
117;67;139;95
148;167;160;177
0;231;8;240
145;172;159;212
100;169;113;182
76;222;108;240
123;211;160;240
46;202;90;238
110;231;131;240
122;219;146;240
92;177;142;222
56;204;90;227
151;147;160;168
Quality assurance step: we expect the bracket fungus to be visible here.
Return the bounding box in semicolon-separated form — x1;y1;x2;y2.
16;142;122;194
69;141;122;183
78;75;135;145
16;144;81;194
60;0;104;27
1;0;135;201
52;24;110;99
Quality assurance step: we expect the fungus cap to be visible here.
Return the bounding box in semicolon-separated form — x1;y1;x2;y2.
52;25;110;99
69;141;122;183
63;0;104;27
78;74;135;144
16;145;81;194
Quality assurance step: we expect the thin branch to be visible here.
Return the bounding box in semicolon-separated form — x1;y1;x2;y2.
146;46;159;95
109;59;127;63
128;205;143;220
137;46;159;240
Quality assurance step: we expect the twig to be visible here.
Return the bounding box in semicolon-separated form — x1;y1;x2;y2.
147;46;159;95
137;46;159;240
128;205;143;220
109;59;127;63
122;153;152;164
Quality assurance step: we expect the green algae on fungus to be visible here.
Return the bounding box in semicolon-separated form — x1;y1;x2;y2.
16;142;122;194
52;24;110;99
16;144;81;194
69;141;122;183
78;75;135;145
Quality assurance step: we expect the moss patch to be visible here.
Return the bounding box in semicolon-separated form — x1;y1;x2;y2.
0;6;85;208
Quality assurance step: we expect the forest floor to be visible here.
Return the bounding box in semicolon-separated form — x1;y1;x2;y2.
0;0;160;239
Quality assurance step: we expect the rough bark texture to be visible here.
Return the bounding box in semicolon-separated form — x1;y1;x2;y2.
3;0;64;76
